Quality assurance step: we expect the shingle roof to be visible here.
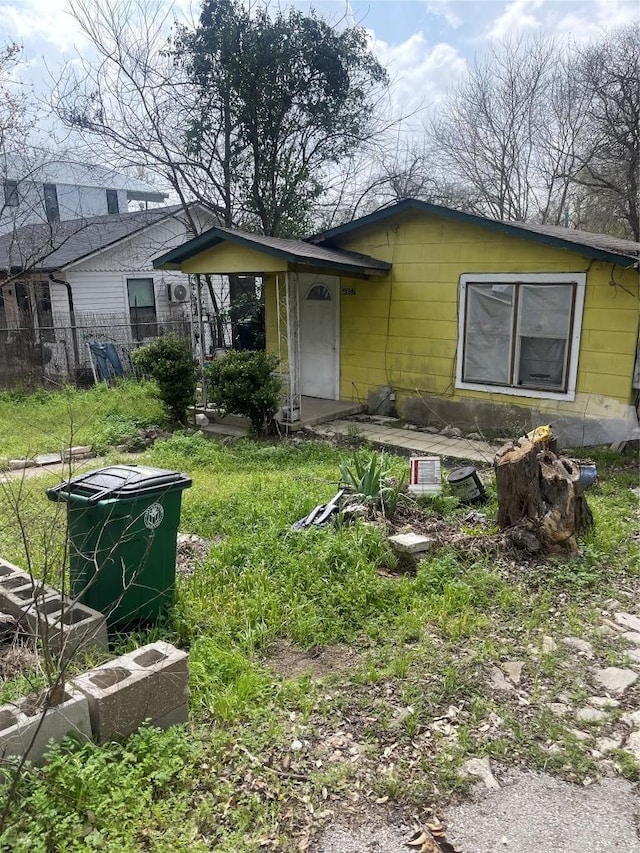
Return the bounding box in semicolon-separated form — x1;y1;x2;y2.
310;199;640;267
0;205;199;273
153;224;391;275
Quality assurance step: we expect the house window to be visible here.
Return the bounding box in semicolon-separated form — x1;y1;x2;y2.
0;289;7;343
306;284;332;301
43;184;60;222
456;273;586;401
34;282;55;343
127;277;158;340
3;180;19;207
13;281;56;343
106;189;119;215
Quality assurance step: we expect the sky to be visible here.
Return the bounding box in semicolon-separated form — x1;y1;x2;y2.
1;0;638;148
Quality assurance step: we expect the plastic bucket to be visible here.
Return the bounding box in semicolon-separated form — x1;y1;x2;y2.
448;466;486;504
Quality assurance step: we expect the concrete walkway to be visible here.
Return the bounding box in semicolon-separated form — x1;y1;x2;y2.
309;419;500;464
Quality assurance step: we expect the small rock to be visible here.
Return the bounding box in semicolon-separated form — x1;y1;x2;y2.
575;707;607;723
542;636;557;654
592;667;638;696
548;703;570;716
467;432;482;441
614;612;640;634
569;728;591;742
621;632;640;647
290;740;303;752
115;444;129;452
588;696;620;709
621;709;640;727
596;734;624;753
623;648;640;664
490;665;513;692
603;598;621;611
502;660;524;684
388;706;414;730
402;423;418;431
623;731;640;762
195;413;209;427
561;637;594;658
462;756;500;789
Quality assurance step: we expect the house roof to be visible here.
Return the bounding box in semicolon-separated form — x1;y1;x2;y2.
153;225;392;276
310;199;640;268
2;153;168;202
0;204;215;274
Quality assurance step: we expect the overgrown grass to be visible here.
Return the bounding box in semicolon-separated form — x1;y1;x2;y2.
0;432;638;850
0;380;166;460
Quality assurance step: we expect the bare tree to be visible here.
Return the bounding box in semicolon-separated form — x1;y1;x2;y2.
574;22;640;241
429;35;577;222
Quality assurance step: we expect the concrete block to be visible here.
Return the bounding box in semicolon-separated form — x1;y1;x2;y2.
388;532;437;555
72;641;189;743
0;685;91;765
34;453;62;466
0;567;49;620
62;445;93;461
7;459;35;471
21;595;109;660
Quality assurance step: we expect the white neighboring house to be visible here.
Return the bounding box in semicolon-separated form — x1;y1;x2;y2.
0;155;168;235
0;203;226;385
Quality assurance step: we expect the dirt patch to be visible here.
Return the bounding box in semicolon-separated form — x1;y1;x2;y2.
176;532;219;577
266;640;360;680
0;640;39;681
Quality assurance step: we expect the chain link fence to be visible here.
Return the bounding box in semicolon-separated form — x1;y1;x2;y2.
0;311;192;389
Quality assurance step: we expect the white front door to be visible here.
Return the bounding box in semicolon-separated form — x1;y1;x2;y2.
298;273;339;400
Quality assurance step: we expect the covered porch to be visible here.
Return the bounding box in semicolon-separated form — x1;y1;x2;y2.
154;225;390;425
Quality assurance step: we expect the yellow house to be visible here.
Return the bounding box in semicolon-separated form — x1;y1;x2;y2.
154;199;640;445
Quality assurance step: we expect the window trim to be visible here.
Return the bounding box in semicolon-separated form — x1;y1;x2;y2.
106;188;119;215
455;272;586;402
3;180;19;207
126;276;158;341
43;183;60;222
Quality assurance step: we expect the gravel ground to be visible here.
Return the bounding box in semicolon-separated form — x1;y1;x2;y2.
315;770;640;853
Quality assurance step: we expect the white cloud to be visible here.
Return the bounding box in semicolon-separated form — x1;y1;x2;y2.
370;30;467;116
0;1;88;53
485;0;545;40
424;0;463;29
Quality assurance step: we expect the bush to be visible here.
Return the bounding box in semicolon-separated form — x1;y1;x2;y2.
206;350;281;435
131;335;196;424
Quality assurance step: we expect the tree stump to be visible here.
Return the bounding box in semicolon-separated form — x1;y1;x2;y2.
494;437;593;555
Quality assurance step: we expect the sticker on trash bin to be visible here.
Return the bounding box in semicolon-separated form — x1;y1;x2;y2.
144;502;164;529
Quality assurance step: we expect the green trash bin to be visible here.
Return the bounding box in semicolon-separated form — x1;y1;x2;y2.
47;465;192;628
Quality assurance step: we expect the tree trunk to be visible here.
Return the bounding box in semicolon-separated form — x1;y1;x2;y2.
494;438;593;555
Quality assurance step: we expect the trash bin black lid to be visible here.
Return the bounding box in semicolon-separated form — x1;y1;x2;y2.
47;465;192;503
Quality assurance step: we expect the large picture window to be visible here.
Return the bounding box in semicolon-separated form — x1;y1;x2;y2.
456;273;585;401
127;277;158;340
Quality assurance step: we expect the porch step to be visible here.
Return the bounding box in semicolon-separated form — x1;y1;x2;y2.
201;422;249;440
286;400;364;431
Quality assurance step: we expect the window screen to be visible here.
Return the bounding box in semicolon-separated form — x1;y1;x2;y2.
127;278;158;340
462;281;575;392
3;181;18;207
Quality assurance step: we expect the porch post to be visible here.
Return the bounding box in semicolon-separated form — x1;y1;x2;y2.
284;271;301;421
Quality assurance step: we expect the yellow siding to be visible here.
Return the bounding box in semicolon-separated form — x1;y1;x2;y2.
184;242;286;274
335;210;639;409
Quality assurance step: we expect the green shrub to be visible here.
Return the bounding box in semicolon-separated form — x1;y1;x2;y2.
131;335;196;424
206;350;281;435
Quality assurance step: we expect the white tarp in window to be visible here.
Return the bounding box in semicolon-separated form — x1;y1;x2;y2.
517;285;572;388
463;284;513;384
